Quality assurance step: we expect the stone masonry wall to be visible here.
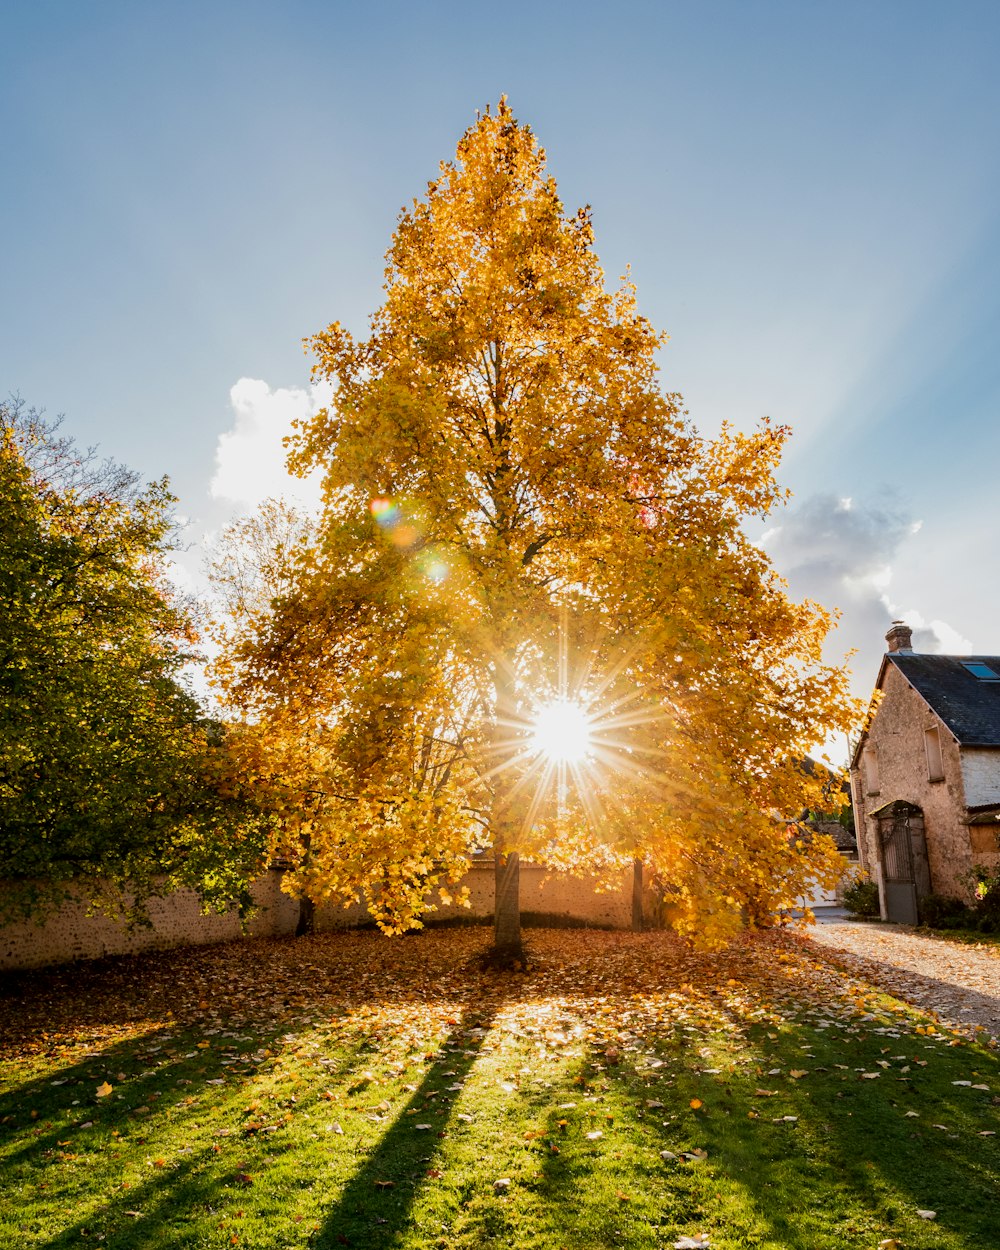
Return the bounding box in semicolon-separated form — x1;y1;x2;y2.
0;861;639;972
0;871;301;973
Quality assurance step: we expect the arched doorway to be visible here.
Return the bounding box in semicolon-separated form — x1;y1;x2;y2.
871;800;931;924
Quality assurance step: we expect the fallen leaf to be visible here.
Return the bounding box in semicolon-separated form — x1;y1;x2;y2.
585;1130;603;1140
689;1098;703;1110
96;1082;113;1098
789;1069;808;1079
917;1209;936;1220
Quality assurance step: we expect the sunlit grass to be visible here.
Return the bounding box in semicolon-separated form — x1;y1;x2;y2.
1;928;998;1248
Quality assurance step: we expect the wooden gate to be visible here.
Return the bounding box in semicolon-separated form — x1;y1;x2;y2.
874;801;927;924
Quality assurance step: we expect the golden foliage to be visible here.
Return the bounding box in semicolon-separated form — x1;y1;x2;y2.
211;99;862;945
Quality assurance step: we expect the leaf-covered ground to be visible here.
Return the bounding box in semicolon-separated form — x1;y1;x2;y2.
2;927;999;1249
807;919;1000;1035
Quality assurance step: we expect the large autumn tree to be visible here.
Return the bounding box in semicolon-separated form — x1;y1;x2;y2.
213;100;860;957
0;400;269;919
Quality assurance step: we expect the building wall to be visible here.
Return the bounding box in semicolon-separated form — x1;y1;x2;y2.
852;663;976;904
961;748;1000;806
960;749;1000;868
0;861;639;972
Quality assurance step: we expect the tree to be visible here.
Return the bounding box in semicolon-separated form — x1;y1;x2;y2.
213;100;861;959
0;400;269;918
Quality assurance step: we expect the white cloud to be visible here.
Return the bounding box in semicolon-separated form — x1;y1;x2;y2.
761;493;971;674
210;377;330;512
893;610;971;656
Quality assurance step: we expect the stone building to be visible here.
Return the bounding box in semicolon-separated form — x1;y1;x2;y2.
851;622;1000;923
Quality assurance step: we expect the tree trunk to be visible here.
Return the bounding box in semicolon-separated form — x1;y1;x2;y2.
295;894;315;937
631;857;644;932
295;829;315;937
494;849;522;950
483;651;527;968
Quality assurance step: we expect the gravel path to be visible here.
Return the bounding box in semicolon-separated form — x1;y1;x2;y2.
803;920;1000;1040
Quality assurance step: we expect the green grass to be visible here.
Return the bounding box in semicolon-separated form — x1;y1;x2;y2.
1;927;998;1248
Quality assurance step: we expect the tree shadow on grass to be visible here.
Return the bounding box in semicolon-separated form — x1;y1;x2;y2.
2;1007;506;1249
586;1007;1000;1249
312;1006;500;1250
0;1022;376;1248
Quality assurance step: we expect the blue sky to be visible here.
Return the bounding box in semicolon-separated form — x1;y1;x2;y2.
4;0;1000;699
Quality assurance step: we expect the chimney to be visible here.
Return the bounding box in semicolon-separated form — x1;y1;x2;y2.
885;620;913;653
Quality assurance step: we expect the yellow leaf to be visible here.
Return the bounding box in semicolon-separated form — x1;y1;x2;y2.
96;1082;113;1098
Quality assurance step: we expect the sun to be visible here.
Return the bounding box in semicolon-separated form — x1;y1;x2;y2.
530;698;593;764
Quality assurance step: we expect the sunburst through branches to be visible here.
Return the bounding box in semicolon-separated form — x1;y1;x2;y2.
483;626;671;847
530;698;593;764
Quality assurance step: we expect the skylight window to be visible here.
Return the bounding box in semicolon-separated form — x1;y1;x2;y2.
961;661;1000;681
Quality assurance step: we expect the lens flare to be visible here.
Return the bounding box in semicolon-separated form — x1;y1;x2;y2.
370;497;398;523
531;698;593;764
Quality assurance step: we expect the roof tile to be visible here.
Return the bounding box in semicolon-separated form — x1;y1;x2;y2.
889;654;1000;746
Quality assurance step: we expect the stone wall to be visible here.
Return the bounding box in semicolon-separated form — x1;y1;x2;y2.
0;861;640;972
0;871;301;972
422;861;636;929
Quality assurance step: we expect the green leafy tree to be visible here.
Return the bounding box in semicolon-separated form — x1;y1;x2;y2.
213;100;860;959
0;400;268;918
